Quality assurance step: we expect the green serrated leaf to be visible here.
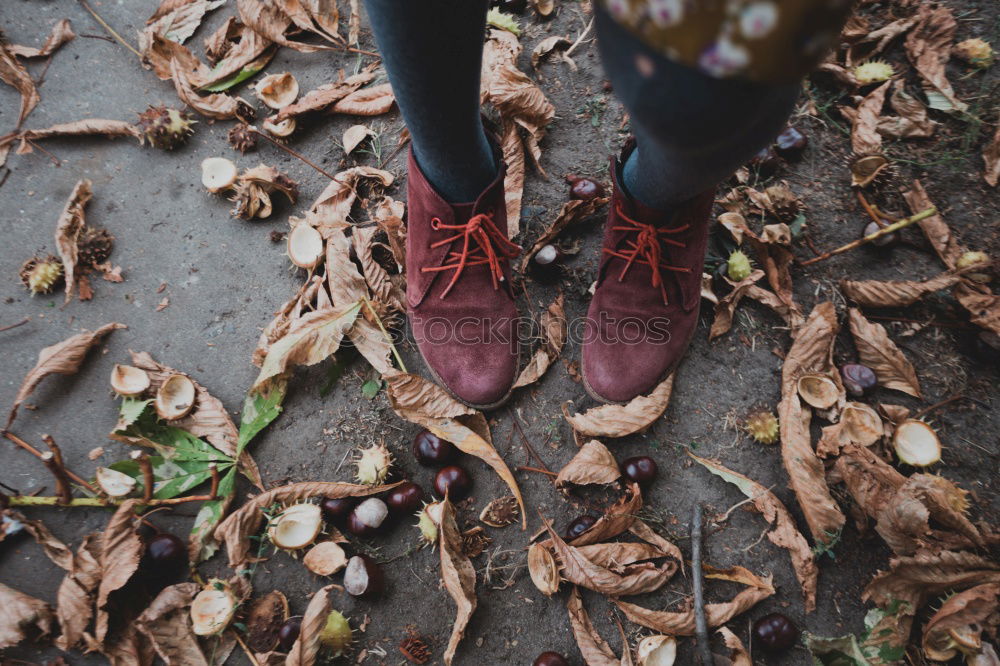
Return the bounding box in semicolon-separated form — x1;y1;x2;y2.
109;457;234;500
486;8;521;35
361;378;382;400
238;378;287;454
116;402;233;463
201;65;264;92
119;398;152;427
804;633;872;665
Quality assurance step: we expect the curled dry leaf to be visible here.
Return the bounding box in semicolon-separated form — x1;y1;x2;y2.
275;67;376;121
567;586;620;666
563;374;674;439
136;582;209;666
922;583;1000;662
353;224;404;316
554;439;620;489
718;627;752;666
778;302;846;546
1;119;142;157
840;270;965;307
0;582;55;649
331;83;395;116
904;3;967;113
7;322;125;428
95;500;144;644
531;35;575;70
879;80;937;140
213;481;401;568
614;568;774;636
143;0;224;45
709;269;764;340
169;58;251;120
513;293;567;389
520;197;608;272
285;584;338;666
309;166;393;230
0;33;40;128
245;590;289;653
437;499;477;666
848;80;890;156
847;308;921;398
54;533;102;651
54;179;92;304
384;370;525;527
565;483;643;547
236;0;332;53
985;117;1000;187
574;541;670;572
9;19;75;59
1;508;73;571
527;542;560;596
342;124;374;155
689;453;817;612
903;179;962;269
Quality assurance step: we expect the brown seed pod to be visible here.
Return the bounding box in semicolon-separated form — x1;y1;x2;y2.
399;627;432;664
527;542;559;596
228;123;258;153
479;495;520;528
850;153;896;189
244;590;289;653
77;226;115;267
137;105;195;150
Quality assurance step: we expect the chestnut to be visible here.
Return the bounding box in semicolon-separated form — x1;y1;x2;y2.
142;533;187;578
343;554;385;598
320;497;357;525
346;498;389;538
533;652;570;666
774;126;808;161
568;176;605;201
385;481;425;517
621;456;658;485
277;616;302;652
434;465;473;500
753;612;799;653
412;429;457;467
863;220;898;247
748;146;781;178
841;363;878;398
564;515;597;541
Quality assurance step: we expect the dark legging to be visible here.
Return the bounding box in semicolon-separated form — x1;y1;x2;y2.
363;0;800;209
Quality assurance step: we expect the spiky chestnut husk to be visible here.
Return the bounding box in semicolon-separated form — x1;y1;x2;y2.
354;443;393;485
19;256;64;295
954;38;994;68
318;610;353;657
228;123;258;153
853;60;894;85
745;410;779;444
850;152;896;189
77;226;115;267
415;502;441;546
137;105;195;150
726;250;753;281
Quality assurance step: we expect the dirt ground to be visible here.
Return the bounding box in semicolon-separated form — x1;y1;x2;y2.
1;0;998;664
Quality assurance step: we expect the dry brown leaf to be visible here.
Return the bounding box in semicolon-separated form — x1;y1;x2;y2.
880;80;937;139
849;80;890;156
55;533;102;651
531;35;575;70
275;68;376;121
845;15;919;66
103;624;154;666
689;453;818;612
9;19;75;58
563;374;674;439
353;225;404;316
347;0;360;45
922;583;1000;662
331;83;395;116
0;582;55;649
614;570;774;635
742;223;802;332
574;542;669;572
384;370;526;527
2;509;73;571
96;500;144;644
568;484;643;547
520;197;608;272
2;119;142;157
543;518;675;596
274;0;342;45
143;0;224;45
216;483;400;568
513;293;567;389
903;180;962;269
718;627;752;666
169;58;251;119
0;34;39;128
905;3;967;113
342;124;373;154
954;282;1000;336
309;166;393;229
847;308;921;398
555;439;620;489
778;302;846;546
136;583;208;666
236;0;334;52
709;269;764;340
985;116;1000;187
567;586;620;666
53;179;92;304
285;584;338;666
840;271;965;307
7;322;125;428
499;118;526;237
437;499;476;666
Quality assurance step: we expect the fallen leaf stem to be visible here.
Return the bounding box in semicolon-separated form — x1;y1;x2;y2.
516;465;557;477
4;431;98;493
800;206;937;266
132;450;154;503
0;317;30;332
77;0;142;58
691;504;712;666
362;297;407;373
208;463;220;500
40;452;72;505
249;129;340;181
856;190;890;228
509;411;552;473
912;394;966;420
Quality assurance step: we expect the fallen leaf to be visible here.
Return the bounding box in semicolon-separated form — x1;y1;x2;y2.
499;118;526;237
95;500;144;644
232;164;299;220
985;115;1000;187
520;197;608;272
7;322;125;428
845;14;919;66
777;302;846;546
353;225;404;316
574;542;669;571
718;627;752;666
847;308;921;398
135;583;208;666
531;35;574;70
272;0;342;45
709;269;765;340
437;499;476;666
879;80;937;139
169;58;251;120
342;124;373;154
569;483;643;546
331;83;394;116
567;586;620;666
554;439;620;489
1;509;73;570
513;293;566;389
0;34;39;127
143;0;224;45
848;80;890;156
53;179;92;304
922;583;1000;662
236;0;334;53
9;19;76;58
285;584;338;666
384;370;525;527
689;453;818;612
309;166;393;229
902;179;962;269
905;3;967;113
347;0;360;45
840;271;965;307
275;68;376;121
214;481;400;567
1;119;142;157
803;632;872;666
54;533;102;651
0;582;55;649
562;374;674;438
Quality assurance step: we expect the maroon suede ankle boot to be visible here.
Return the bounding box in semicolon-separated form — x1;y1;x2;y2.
405;149;521;409
581;148;715;404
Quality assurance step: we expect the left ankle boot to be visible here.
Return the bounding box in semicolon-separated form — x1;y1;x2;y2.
581;149;715;403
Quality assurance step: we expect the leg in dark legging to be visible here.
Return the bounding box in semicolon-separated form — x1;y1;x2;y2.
363;0;496;203
594;8;801;211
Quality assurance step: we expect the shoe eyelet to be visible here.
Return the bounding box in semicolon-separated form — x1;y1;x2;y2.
430;216;442;230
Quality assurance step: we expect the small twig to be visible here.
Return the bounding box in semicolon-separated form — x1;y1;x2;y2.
77;0;142;57
691;504;712;666
564;17;594;57
0;317;30;332
24;139;62;166
4;431;97;493
208;463;220;500
231;630;264;666
249;129;339;181
132;450;154;503
856;190;889;228
40;452;72;505
516;465;557;477
6;493;220;507
509;410;551;473
361;297;407;373
912;394;966;420
800;207;937;266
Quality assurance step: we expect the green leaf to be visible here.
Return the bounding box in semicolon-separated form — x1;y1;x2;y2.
361;378;382;400
189;466;237;562
201;65;264;92
116;402;232;463
109;457;233;500
804;633;872;666
119;398;152;427
486;8;520;35
238;378;287;454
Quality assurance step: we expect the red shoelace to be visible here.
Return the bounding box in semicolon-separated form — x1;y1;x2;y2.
603;203;690;304
421;211;522;298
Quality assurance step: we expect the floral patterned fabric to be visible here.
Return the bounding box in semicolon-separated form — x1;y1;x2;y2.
598;0;853;82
